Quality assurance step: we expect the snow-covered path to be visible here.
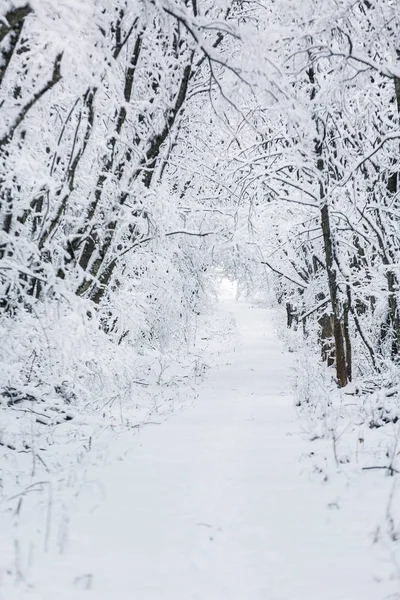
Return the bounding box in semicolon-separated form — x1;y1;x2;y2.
19;298;386;599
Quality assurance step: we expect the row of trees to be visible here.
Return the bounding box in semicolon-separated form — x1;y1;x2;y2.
0;0;244;405
0;0;231;311
218;0;400;390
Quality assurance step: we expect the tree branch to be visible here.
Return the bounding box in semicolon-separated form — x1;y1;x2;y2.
261;260;307;289
0;52;63;149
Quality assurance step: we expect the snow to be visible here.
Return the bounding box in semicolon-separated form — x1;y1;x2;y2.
0;282;396;599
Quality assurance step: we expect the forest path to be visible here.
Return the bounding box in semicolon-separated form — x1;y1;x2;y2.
21;293;383;600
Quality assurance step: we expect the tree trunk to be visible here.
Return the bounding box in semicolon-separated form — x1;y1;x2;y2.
320;203;348;387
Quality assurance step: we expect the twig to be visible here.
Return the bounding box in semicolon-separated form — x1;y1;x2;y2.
261;259;307;289
362;466;400;475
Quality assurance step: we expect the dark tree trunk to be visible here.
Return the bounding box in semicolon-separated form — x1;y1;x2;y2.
320;203;348;387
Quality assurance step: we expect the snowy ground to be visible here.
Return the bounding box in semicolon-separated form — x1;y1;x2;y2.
1;281;399;599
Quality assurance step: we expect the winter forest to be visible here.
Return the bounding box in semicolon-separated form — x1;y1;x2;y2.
1;0;400;597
